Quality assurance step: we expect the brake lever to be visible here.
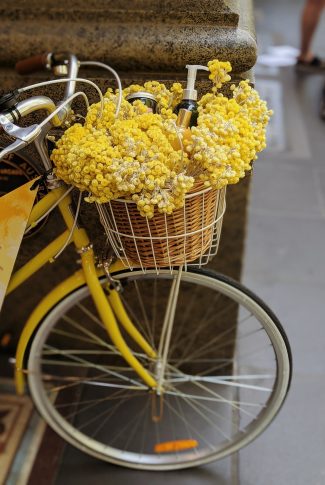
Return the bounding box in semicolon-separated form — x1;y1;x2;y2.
0;115;41;160
0;115;41;141
0;139;29;160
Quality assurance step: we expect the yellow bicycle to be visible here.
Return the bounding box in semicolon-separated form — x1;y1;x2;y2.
0;53;291;470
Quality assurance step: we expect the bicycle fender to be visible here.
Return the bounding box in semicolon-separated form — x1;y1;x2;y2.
15;258;127;395
15;268;87;395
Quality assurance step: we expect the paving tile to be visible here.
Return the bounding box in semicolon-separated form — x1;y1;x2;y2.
255;78;286;153
239;374;325;485
239;279;325;375
256;72;312;162
55;448;234;485
313;167;325;217
294;76;325;167
249;162;323;218
243;212;325;285
242;5;325;480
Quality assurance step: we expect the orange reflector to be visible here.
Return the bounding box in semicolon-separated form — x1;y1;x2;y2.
154;439;198;454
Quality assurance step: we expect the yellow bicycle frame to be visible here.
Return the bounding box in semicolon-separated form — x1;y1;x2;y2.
5;186;157;394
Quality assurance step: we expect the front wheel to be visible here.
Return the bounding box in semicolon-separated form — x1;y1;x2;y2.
27;268;292;470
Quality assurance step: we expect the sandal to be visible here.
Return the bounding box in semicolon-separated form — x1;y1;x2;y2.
296;56;325;71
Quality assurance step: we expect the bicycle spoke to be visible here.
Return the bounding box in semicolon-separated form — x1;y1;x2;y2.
166;363;256;418
55;392;145;409
42;371;147;392
170;283;205;354
43;349;119;356
151;278;158;343
154;414;161;455
43;344;143;387
42;372;142;396
51;328;108;347
119;292;153;347
188;378;255;418
157;268;183;392
134;280;154;346
175;322;240;367
40;359;131;371
44;345;151;363
170;383;239;426
78;391;136;432
174;393;200;456
109;399;150;446
179;308;253;360
123;400;150;452
196;345;276;377
64;388;134;421
27;270;290;468
76;302;106;331
165;390;265;408
62;315;118;352
193;343;276;379
163;398;215;450
173;391;197;447
176;327;263;368
169;385;233;441
80;380;147;390
166;395;180;460
91;397;129;439
139;400;149;460
171;376;272;392
177;298;237;360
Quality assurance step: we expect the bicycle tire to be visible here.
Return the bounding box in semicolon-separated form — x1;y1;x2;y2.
27;268;292;470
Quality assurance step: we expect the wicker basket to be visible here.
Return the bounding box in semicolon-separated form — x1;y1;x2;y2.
97;182;226;270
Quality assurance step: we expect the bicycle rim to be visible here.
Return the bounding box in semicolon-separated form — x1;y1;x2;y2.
27;269;291;470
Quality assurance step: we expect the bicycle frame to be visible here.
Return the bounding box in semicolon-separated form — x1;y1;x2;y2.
5;185;157;394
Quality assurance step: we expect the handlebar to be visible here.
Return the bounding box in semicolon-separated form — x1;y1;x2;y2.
15;53;51;75
15;52;79;107
0;52;114;170
0;52;80;167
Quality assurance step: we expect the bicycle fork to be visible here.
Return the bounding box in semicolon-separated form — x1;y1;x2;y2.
81;249;157;389
82;250;183;400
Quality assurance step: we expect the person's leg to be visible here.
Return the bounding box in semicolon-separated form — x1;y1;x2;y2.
299;0;325;62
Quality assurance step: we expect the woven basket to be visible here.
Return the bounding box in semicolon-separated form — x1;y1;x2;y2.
98;182;226;268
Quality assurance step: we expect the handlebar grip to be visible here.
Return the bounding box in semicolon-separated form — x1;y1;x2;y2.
15;53;50;75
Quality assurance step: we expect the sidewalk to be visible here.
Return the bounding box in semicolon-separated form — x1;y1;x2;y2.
240;1;325;483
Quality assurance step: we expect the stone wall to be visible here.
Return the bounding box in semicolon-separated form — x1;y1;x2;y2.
0;0;256;73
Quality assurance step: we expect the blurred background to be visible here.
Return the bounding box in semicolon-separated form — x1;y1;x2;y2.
242;1;325;484
0;0;325;483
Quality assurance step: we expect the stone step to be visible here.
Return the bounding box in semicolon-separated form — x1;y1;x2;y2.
0;0;256;74
1;8;238;26
1;0;239;25
0;21;256;72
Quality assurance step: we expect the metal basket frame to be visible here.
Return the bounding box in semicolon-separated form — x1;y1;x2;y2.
96;186;226;273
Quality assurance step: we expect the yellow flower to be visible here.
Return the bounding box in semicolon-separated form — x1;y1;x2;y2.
51;59;271;216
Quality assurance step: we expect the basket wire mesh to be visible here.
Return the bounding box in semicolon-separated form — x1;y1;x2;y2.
96;184;226;273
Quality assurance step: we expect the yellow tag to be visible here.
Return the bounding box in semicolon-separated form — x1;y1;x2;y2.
0;179;39;310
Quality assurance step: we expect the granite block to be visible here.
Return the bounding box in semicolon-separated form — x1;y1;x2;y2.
0;0;256;73
1;0;239;25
